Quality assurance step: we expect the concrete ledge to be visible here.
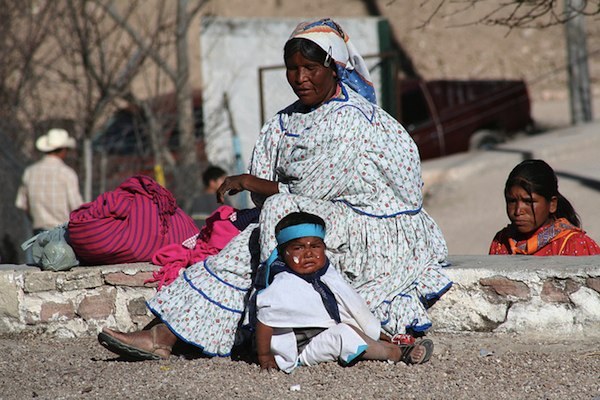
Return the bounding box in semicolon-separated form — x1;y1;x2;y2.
422;121;600;190
1;256;599;338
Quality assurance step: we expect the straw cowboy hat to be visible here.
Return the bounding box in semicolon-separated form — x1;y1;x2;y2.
35;128;76;152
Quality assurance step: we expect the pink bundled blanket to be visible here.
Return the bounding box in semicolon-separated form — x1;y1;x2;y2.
68;175;199;265
147;205;241;289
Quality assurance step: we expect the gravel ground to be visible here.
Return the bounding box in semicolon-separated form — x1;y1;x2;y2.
1;332;599;400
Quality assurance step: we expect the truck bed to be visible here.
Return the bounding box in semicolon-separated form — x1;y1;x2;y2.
398;78;532;159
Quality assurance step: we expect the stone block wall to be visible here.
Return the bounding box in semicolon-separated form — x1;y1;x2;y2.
1;255;599;338
0;263;159;338
429;255;600;337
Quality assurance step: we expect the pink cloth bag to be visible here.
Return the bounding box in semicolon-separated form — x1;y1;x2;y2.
68;175;199;265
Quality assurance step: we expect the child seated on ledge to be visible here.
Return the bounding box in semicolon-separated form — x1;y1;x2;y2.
254;211;433;373
489;159;600;256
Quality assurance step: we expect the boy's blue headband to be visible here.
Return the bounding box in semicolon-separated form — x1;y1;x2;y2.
262;223;326;275
275;223;326;245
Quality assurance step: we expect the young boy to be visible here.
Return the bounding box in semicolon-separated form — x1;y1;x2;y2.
191;165;228;227
255;212;433;373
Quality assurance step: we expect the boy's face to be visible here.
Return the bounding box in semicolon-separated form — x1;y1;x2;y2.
207;175;226;193
282;236;326;275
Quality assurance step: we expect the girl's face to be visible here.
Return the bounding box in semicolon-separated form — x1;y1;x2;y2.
285;51;338;108
505;185;557;236
282;236;326;275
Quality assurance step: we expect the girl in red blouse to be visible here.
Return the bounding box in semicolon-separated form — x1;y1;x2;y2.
489;159;600;256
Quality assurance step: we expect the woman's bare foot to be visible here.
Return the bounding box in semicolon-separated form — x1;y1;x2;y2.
98;323;177;360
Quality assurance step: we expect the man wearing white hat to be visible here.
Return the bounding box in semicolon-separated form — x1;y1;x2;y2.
15;128;84;235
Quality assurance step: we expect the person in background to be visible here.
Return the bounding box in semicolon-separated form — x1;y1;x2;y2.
190;165;228;225
15;128;83;235
489;159;600;256
255;212;433;373
203;165;227;196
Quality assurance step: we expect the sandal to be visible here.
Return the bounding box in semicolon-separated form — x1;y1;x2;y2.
399;338;434;365
98;325;172;361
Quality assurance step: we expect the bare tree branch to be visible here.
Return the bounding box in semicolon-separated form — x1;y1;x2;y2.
415;0;448;28
0;0;60;148
414;0;600;28
98;1;177;81
4;0;210;202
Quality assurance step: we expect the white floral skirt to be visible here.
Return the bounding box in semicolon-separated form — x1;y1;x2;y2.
147;194;452;356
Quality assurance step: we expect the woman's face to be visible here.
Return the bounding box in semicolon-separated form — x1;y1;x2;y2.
285;51;338;108
282;236;327;275
505;185;557;236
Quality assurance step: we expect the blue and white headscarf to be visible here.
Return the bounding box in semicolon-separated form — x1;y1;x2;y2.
288;18;377;104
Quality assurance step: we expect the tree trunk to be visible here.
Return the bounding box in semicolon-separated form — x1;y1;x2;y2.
175;0;198;209
564;0;593;125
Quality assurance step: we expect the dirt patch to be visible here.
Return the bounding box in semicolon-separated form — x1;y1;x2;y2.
1;332;598;399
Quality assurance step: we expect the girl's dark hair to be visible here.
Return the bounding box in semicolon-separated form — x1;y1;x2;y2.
283;38;337;73
504;159;581;227
275;211;326;254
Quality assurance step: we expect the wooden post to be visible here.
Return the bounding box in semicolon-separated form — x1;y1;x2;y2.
564;0;593;125
83;137;92;202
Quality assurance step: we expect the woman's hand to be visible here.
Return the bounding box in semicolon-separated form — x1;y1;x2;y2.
216;174;279;204
216;174;247;203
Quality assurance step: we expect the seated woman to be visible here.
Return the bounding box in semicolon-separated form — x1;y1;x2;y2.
489;159;600;256
98;18;451;362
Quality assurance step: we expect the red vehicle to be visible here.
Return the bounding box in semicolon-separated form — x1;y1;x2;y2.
397;78;533;160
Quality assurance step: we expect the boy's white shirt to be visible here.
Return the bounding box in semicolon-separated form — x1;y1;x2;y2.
256;265;381;372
